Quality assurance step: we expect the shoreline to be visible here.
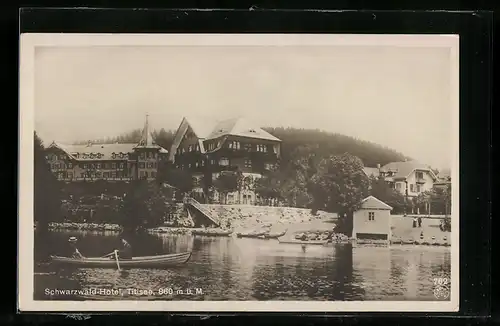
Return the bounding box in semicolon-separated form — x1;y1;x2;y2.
46;221;451;248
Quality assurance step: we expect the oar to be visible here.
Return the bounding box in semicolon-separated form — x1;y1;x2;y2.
100;252;114;258
114;250;121;271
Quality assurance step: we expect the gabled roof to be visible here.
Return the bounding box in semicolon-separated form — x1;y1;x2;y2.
359;196;393;210
169;116;282;162
49;142;137;161
205;117;281;142
183;115;218;139
380;160;438;180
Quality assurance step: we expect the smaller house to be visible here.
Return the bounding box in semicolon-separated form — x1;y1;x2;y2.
352;196;393;241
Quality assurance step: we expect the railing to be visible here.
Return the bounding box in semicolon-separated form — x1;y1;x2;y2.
184;197;219;226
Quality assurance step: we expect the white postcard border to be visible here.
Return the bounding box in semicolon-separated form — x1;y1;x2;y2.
18;33;460;312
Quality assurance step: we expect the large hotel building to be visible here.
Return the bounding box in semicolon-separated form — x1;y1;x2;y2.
169;116;282;205
45;116;168;182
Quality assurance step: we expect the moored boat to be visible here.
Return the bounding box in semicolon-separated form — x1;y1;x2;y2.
262;230;288;239
191;229;232;237
236;231;267;238
277;238;330;246
50;251;192;269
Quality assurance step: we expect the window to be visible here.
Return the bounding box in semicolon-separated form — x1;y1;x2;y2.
368;212;375;221
188;164;192;168
257;145;267;152
68;163;73;169
229;141;240;150
201;160;205;166
410;184;415;192
90;163;95;169
264;163;274;170
140;152;145;159
111;172;116;178
415;171;424;179
244;144;252;152
80;173;85;178
111;163;116;169
139;162;145;169
244;159;252;168
103;172;109;178
416;184;421;192
211;160;216;165
95;171;102;178
116;171;121;179
219;158;229;166
68;172;73;179
195;144;199;151
145;171;149;178
396;183;402;190
195;162;199;167
120;163;124;169
83;164;88;169
188;145;193;152
96;163;101;169
148;152;153;158
151;171;156;178
147;162;153;168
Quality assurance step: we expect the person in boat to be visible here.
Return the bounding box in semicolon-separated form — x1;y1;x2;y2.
116;236;133;259
68;237;84;259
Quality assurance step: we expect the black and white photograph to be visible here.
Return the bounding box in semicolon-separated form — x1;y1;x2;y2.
18;33;459;312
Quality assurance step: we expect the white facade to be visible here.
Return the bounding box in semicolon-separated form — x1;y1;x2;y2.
393;169;436;197
352;196;392;241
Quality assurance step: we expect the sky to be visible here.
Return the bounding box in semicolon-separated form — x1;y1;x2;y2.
34;44;453;169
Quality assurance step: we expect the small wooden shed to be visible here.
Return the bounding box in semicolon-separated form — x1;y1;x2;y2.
352;196;393;241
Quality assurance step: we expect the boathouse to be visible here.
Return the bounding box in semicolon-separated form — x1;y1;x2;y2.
352;196;393;241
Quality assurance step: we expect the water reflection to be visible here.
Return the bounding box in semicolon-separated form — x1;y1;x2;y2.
34;231;451;301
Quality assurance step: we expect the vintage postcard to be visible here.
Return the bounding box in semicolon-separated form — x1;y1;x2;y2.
18;33;459;312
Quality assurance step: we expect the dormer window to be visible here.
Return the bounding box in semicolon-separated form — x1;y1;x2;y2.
249;129;256;133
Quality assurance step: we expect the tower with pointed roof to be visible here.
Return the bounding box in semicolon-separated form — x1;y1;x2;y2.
132;114;168;181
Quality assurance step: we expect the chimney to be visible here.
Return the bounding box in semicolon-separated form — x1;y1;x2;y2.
377;164;380;170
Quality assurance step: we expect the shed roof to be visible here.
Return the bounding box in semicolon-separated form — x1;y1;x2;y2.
358;196;393;210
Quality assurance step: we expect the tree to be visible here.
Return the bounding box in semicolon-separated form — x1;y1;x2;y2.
160;166;194;195
254;171;283;205
213;171;242;204
34;132;63;233
309;153;370;235
34;132;63;261
369;175;406;214
151;128;175;150
119;180;173;234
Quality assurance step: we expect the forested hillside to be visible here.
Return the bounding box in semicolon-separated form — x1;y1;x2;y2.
263;127;409;168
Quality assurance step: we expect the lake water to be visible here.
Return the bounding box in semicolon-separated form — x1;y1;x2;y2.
34;230;451;301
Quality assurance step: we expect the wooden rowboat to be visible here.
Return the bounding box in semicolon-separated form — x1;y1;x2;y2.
277;238;330;246
236;231;267;238
50;251;192;269
191;229;232;237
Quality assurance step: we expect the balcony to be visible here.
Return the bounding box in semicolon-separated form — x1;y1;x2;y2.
416;177;426;184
